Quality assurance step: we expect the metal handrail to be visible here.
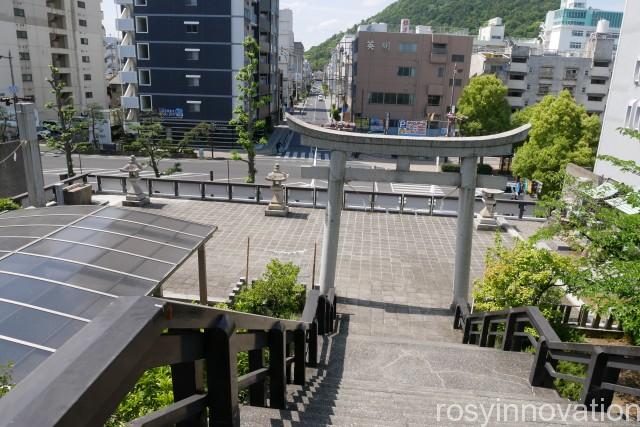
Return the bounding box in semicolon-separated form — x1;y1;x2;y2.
453;298;640;410
0;290;337;426
11;172;92;206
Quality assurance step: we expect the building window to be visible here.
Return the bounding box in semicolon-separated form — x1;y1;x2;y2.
79;19;87;27
433;43;447;54
590;78;606;85
82;55;90;63
77;1;86;7
14;8;25;17
138;69;151;85
85;92;93;99
571;30;584;37
368;92;384;104
587;95;604;102
437;67;445;78
634;59;640;84
569;42;582;49
538;85;551;95
451;54;465;63
186;75;200;87
19;52;30;61
134;0;147;5
396;94;414;105
16;30;27;39
187;101;201;112
185;0;198;6
449;78;462;87
593;60;609;68
84;74;91;80
185;22;199;33
185;49;200;61
540;66;554;78
136;17;148;33
80;37;88;45
137;43;150;60
22;74;33;82
384;93;397;104
427;95;441;106
140;95;152;111
397;67;415;77
398;43;417;53
564;68;578;80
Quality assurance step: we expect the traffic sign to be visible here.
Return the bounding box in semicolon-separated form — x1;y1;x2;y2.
7;85;19;95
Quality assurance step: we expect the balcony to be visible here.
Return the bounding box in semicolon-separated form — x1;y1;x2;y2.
121;96;140;109
260;41;270;54
118;45;136;58
506;96;525;108
507;79;526;91
114;0;133;4
259;18;270;33
259;62;270;74
259;84;270;96
119;71;138;84
586;83;608;95
509;62;528;74
538;71;554;80
259;0;271;13
50;34;69;49
590;66;610;78
116;18;135;32
47;13;66;30
584;100;605;112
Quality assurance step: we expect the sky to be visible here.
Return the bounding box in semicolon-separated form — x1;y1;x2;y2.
101;0;626;48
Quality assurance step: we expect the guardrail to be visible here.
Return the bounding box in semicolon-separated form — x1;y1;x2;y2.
0;289;337;426
11;172;92;207
88;174;540;219
453;299;640;410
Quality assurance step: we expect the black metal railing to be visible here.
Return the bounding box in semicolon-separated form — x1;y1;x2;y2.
0;289;337;426
453;299;640;410
88;173;539;219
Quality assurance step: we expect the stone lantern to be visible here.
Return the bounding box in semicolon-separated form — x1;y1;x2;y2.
265;164;289;217
120;155;150;207
476;188;504;230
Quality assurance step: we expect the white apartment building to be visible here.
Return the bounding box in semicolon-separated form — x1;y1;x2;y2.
278;8;294;109
594;0;640;188
104;35;119;78
325;33;354;113
0;0;108;121
540;0;622;54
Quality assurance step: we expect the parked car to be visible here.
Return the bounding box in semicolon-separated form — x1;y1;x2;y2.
318;95;324;101
36;126;50;140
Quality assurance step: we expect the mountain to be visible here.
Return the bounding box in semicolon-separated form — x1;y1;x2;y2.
305;0;558;71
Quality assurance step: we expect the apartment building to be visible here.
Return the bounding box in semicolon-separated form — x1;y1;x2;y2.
0;0;108;121
104;35;119;78
594;0;640;188
325;34;355;116
351;24;472;133
471;20;614;116
117;0;280;126
541;0;623;53
278;8;294;110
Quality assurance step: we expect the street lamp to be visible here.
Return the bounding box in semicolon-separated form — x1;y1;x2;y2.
0;51;20;137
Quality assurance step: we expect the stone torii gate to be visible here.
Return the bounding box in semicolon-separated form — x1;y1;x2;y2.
286;114;531;306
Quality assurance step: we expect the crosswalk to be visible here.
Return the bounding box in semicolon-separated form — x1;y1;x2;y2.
278;151;331;160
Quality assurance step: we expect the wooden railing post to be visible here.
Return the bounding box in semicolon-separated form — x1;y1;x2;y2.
171;358;205;427
268;322;287;409
205;315;239;426
97;175;103;192
148;179;153;197
121;177;127;194
248;346;265;407
174;181;179;197
228;184;233;201
294;324;307;385
502;311;516;351
316;296;327;335
529;337;554;388
580;348;620;410
479;315;491;347
308;320;318;367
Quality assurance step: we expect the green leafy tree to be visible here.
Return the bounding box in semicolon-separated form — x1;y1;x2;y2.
511;91;600;197
474;235;577;314
457;75;512;136
230;37;270;183
85;102;105;149
127;118;212;178
45;65;88;177
535;128;640;343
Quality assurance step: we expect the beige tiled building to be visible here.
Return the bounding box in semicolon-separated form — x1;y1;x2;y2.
352;24;473;134
0;0;108;121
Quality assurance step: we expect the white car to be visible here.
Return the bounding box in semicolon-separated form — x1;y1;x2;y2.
36;127;51;140
318;95;324;102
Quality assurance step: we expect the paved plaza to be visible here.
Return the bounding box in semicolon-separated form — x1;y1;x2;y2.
103;196;510;343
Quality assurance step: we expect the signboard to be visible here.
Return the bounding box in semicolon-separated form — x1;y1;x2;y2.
158;107;184;119
400;19;411;33
398;120;428;136
370;117;384;132
355;117;370;130
88;110;113;148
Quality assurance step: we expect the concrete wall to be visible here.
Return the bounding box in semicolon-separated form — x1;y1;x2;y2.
594;0;640;188
0;140;26;198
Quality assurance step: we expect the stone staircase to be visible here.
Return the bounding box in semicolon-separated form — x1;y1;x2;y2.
241;310;613;426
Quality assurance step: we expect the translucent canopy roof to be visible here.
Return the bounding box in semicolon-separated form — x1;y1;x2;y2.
0;205;215;381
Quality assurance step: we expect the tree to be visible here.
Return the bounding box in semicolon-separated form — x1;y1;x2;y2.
45;65;88;177
229;37;270;183
126;118;212;178
535;128;640;343
85;103;105;149
456;74;512;136
0;108;10;142
511;90;600;197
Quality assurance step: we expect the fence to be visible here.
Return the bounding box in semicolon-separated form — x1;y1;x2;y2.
88;174;540;219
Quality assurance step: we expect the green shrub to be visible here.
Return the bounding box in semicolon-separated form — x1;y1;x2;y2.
554;361;586;401
0;198;19;212
477;163;493;175
0;363;13;398
441;162;493;175
162;162;182;176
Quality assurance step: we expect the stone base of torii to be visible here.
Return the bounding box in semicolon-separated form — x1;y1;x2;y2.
286;114;531;308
